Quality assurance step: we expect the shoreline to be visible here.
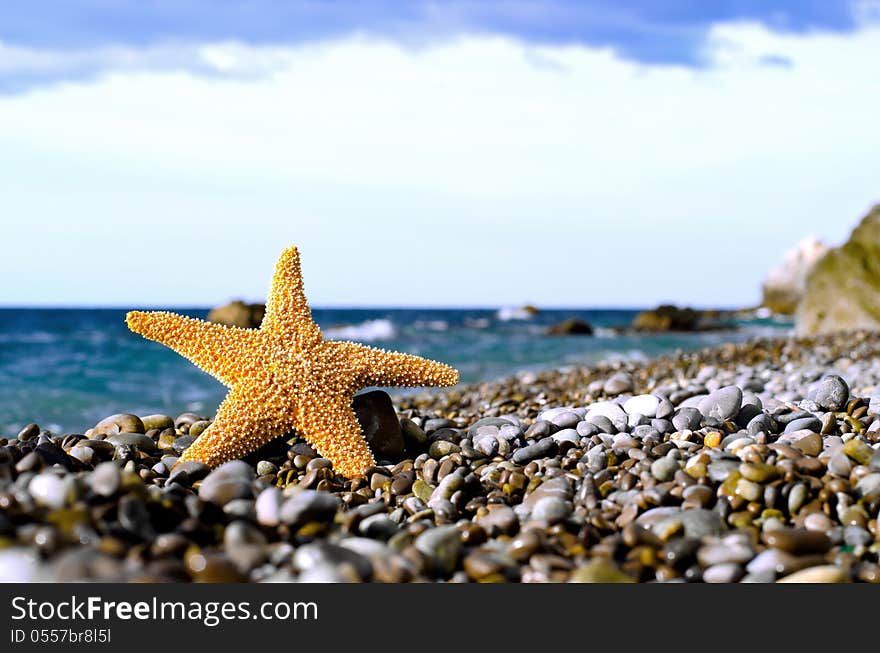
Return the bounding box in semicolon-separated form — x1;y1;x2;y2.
2;330;880;583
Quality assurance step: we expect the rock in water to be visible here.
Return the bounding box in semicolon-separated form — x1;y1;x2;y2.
352;390;405;461
797;204;880;335
631;305;725;332
544;318;594;336
761;236;829;315
207;300;266;328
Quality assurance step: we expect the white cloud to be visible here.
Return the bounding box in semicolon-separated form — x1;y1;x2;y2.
1;21;879;306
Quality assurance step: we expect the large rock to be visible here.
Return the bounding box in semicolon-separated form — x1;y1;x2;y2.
352;390;405;461
545;318;594;336
761;236;829;314
207;300;265;328
632;305;721;332
797;204;880;336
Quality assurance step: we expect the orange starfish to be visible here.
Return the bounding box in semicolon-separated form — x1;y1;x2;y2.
125;246;459;477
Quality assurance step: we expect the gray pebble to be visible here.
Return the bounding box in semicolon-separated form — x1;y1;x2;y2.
784;416;823;434
512;438;557;465
697;386;743;421
279;490;340;528
814;375;849;411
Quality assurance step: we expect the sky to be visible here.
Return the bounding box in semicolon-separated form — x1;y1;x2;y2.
1;1;879;308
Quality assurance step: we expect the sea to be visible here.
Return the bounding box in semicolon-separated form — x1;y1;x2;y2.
0;307;792;435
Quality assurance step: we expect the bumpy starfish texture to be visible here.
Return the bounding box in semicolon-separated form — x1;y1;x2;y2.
125;246;459;478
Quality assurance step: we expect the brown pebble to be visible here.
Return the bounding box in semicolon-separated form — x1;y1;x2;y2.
763;528;831;555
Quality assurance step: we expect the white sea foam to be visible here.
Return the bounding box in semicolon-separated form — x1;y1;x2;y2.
497;306;536;321
325;319;396;342
465;317;491;329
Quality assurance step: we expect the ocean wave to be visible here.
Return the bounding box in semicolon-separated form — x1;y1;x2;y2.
593;327;618;338
0;331;58;344
413;320;449;331
325;319;396;342
464;317;491;329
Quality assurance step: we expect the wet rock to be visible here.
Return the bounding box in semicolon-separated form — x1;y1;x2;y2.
207;300;265;328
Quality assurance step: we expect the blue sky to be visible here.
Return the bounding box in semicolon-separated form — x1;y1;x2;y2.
1;1;879;307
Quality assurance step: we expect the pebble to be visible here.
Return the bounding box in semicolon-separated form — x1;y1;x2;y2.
623;394;660;418
697;386;742;421
198;461;254;505
569;560;634;583
842;438;874;465
763;528;831;555
650;456;678;482
89;462;121;497
255;487;284;527
603;372;634;395
530;497;570;524
702;563;744;583
512;438;556;465
814;375;849;411
95;413;144;435
414;525;462;577
673;408;702;431
293;543;372;581
777;565;849;583
784;417;823;434
28;473;71;509
279;490;340;528
477;505;519;536
106;432;157;452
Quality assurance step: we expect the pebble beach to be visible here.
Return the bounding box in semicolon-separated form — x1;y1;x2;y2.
3;330;880;583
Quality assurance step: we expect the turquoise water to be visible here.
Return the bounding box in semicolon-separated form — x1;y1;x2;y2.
0;308;791;434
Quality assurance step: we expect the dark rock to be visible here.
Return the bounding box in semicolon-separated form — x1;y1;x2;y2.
512;438;557;465
207;300;266;328
545;318;594;336
352;390;405;461
632;305;728;332
279;490;340;528
17;423;40;442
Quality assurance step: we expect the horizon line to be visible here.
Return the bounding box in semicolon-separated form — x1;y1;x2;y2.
0;302;758;311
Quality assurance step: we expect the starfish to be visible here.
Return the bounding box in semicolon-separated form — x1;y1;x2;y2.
125;246;459;478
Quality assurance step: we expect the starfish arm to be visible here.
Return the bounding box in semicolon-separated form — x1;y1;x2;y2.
348;343;460;388
126;310;257;387
261;246;322;348
178;388;291;468
296;394;375;477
